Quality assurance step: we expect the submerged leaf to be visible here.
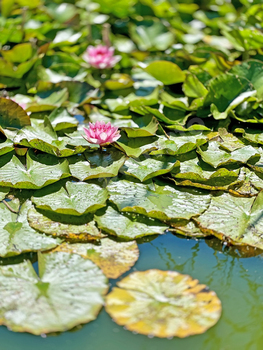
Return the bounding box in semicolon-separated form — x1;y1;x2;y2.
105;269;221;338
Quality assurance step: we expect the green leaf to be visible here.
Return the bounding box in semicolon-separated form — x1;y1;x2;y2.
26;89;68;113
0;150;70;189
0;187;9;201
144;61;185;85
27;207;105;242
0;251;108;334
122;155;180;182
69;149;126;181
0;200;61;257
197;142;260;168
108;179;210;222
115;133;158;158
0;138;14;156
32;181;108;216
51;239;139;279
95;206;168;240
170;221;210;238
123;115;159;138
48;108;78;131
1;43;33;63
0;98;31;129
182;74;208;98
105;269;221;338
196;191;263;250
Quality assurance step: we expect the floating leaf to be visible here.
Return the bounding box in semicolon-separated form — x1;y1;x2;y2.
69;149;126;181
32;181;108;216
0;97;31;128
0;200;61;257
95;206;168;239
196;191;263;249
0;138;13;156
0;251;108;334
122;155;179;182
0;187;9;201
0;150;70;189
52;239;139;278
144;61;185;85
28;207;104;242
123;115;159;138
170;221;210;238
105;269;221;338
108;179;210;222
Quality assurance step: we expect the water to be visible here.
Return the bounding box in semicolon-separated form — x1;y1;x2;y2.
1;232;263;350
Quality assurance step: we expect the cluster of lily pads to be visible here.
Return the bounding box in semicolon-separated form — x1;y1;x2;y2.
2;0;263;340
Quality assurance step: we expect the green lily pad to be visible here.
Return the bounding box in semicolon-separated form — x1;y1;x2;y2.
0;138;14;156
32;181;108;216
182;73;208;98
0;200;61;257
0;97;31;129
170;221;210;238
28;206;105;242
172;156;239;190
52;239;139;278
49;107;79;131
95;206;168;240
235;128;263;146
196;191;263;249
115;133;158;158
122;115;159;138
0;187;10;201
144;61;185;85
0;251;108;334
68;149;126;181
122;155;180;182
197;142;260;168
108;179;210;222
228;167;263;197
105;269;221;338
0;150;70;189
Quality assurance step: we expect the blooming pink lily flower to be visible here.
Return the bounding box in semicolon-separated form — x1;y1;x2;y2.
83;121;121;146
83;45;121;69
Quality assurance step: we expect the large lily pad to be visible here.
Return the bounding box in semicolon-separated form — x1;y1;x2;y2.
144;60;185;85
122;156;179;182
0;150;70;189
0;138;14;156
0;200;61;257
52;239;139;278
69;149;126;181
0;251;108;334
0;97;31;128
28;207;104;242
108;179;210;222
196;191;263;249
105;269;221;338
32;181;108;215
95;206;168;239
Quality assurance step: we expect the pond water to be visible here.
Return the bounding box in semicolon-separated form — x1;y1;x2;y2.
1;232;262;350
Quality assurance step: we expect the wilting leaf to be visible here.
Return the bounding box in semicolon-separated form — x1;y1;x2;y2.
105;269;221;338
0;200;61;257
95;206;168;239
0;150;70;189
28;207;104;242
69;149;126;181
122;155;179;182
108;179;210;222
0;98;31;129
0;251;108;334
32;181;108;215
196;191;263;249
52;239;139;278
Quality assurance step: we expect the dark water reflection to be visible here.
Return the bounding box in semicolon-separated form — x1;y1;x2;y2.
1;232;263;350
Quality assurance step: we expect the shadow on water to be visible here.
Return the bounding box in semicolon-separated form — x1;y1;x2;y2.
1;232;263;350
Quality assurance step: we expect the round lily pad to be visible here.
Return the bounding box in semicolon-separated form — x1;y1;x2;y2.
52;239;139;279
105;269;222;338
0;251;108;334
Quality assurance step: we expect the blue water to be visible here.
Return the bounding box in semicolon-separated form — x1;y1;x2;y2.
1;232;263;350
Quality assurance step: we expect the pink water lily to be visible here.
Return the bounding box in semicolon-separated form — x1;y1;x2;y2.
83;121;121;146
83;45;121;69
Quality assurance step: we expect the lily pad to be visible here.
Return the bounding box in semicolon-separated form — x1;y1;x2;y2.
95;206;168;240
0;138;14;156
0;150;70;189
123;115;159;138
0;187;10;201
105;269;221;338
69;149;126;181
122;155;179;182
28;207;104;242
108;179;210;222
51;239;139;278
0;97;31;128
0;200;61;257
144;61;185;85
0;251;108;334
32;181;108;216
196;191;263;249
170;221;210;238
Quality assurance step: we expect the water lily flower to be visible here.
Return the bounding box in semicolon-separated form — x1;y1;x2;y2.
83;121;121;146
83;45;121;69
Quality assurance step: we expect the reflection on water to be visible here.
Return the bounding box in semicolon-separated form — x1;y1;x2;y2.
1;232;263;350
